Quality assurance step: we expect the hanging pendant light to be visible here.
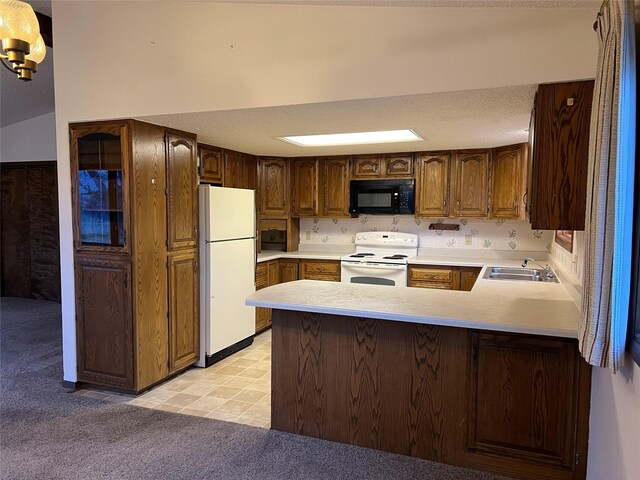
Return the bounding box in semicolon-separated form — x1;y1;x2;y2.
0;0;46;81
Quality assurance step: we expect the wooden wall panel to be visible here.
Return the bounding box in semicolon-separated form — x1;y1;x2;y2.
26;166;61;301
1;163;60;302
0;167;31;298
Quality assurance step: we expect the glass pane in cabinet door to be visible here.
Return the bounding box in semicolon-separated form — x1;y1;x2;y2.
77;133;125;246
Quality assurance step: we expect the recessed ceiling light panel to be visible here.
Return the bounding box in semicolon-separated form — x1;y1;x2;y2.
280;129;423;147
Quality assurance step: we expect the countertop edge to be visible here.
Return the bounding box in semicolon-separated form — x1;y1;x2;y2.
245;298;578;339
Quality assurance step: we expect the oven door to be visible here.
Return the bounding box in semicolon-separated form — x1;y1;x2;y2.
340;262;407;287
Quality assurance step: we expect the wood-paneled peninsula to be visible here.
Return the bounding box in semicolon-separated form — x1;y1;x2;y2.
246;272;591;480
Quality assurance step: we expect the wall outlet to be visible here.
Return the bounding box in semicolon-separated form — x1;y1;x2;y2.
465;235;472;246
305;231;311;240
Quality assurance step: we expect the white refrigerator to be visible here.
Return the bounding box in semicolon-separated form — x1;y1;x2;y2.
197;185;256;367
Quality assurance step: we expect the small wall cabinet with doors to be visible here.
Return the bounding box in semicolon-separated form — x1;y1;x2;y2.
451;150;490;218
352;153;414;179
291;157;351;218
408;264;481;291
259;157;288;217
225;150;257;190
530;80;594;230
70;120;199;393
490;144;527;219
415;153;451;217
199;144;224;184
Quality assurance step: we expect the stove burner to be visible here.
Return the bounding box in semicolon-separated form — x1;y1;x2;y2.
350;253;375;258
383;254;408;260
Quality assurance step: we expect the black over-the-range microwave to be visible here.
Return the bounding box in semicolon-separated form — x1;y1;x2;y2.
349;179;415;215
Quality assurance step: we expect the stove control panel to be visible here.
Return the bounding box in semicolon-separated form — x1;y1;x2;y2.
354;231;418;248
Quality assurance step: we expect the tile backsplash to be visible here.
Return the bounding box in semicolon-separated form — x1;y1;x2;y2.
299;216;553;252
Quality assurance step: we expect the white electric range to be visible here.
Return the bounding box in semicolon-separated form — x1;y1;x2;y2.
340;231;418;287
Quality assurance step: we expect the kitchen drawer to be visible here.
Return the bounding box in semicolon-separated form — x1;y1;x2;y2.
408;280;453;290
256;262;268;289
300;260;341;281
408;265;456;282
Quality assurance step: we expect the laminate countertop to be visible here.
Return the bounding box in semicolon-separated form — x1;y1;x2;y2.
246;258;581;339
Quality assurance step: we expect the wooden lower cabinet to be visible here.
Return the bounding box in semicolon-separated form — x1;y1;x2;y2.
271;311;591;480
409;264;480;291
75;256;134;389
299;259;341;281
255;258;341;332
460;267;482;291
168;251;199;373
467;332;584;472
408;265;460;290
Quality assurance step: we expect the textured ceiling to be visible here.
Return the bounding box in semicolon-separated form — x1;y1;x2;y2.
0;1;54;127
140;84;537;157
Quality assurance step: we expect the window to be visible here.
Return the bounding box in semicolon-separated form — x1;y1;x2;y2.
555;230;574;253
629;148;640;367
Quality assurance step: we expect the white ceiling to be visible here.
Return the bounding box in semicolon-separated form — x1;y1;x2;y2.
0;1;54;127
140;84;538;156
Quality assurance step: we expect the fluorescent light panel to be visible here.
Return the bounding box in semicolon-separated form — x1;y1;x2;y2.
280;129;422;147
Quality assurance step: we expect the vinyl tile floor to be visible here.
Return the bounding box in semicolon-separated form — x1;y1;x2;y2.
74;330;272;429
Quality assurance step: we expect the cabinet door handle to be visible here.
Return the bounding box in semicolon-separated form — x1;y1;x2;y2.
523;191;528;207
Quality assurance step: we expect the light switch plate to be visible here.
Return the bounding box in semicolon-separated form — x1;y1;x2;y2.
306;231;311;240
465;235;472;246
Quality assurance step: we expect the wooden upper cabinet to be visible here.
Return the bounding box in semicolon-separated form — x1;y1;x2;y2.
168;251;199;373
452;150;489;218
199;144;224;184
243;154;257;190
352;155;382;179
415;153;450;218
166;131;198;250
320;157;350;217
260;157;288;217
291;159;318;217
384;154;413;177
224;150;244;189
352;154;413;179
490;144;526;219
531;80;593;230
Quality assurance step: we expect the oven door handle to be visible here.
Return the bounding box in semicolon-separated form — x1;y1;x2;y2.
342;263;407;272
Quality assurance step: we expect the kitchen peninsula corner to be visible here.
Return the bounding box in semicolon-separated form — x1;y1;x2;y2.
246;280;591;480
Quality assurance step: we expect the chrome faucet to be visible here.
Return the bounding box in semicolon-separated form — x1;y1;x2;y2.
522;257;554;278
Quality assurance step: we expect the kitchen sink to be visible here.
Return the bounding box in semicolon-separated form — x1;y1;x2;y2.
482;266;559;283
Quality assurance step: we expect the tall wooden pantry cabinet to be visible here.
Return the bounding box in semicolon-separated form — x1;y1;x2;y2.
70;120;199;393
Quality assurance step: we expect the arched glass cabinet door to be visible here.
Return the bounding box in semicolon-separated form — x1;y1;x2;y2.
70;122;130;253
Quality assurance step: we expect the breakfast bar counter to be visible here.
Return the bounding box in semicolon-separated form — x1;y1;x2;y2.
246;277;591;480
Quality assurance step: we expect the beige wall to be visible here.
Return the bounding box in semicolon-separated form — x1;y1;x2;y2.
0;112;57;162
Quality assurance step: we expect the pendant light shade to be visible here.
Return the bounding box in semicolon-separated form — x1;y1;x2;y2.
24;33;45;63
0;0;46;81
0;0;40;45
